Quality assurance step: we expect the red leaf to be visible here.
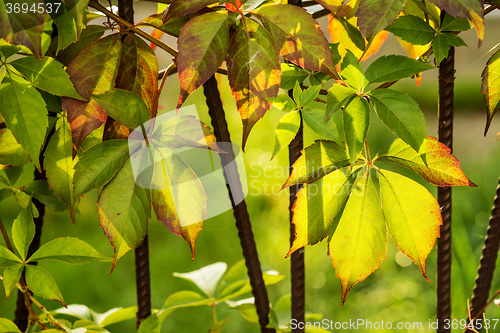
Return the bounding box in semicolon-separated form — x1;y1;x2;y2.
226;0;241;11
227;18;281;149
164;0;220;22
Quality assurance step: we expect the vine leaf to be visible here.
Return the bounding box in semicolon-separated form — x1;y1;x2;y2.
325;84;357;120
25;265;66;307
302;103;340;141
378;169;442;280
98;159;151;267
343;95;369;164
52;4;78;52
115;34;159;118
28;237;110;264
432;32;467;65
0;72;48;171
73;139;130;199
283;140;350;189
227;17;281;149
254;4;340;80
481;49;500;135
313;0;344;13
340;50;367;91
0;246;22;269
279;63;308;90
93;89;150;129
272;110;301;159
385;15;436;45
375;136;477;187
428;0;484;46
0;129;30;166
10;56;82;100
62;34;122;151
364;55;433;85
2;264;23;297
44;117;79;221
329;171;386;305
12;204;35;261
164;0;220;22
61;0;90;39
369;88;426;153
287;168;358;255
355;0;406;41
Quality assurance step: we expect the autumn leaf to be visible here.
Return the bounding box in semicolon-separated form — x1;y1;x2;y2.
355;0;406;41
254;4;340;79
164;0;220;22
375;136;477;187
227;17;281;149
343;95;369;164
62;34;122;151
481;49;500;135
176;11;231;109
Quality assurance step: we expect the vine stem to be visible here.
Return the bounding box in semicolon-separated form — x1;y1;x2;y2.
0;217;14;252
203;75;274;333
436;11;454;333
465;178;500;332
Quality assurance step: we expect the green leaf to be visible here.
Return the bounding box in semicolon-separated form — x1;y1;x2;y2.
10;56;82;99
432;32;466;65
337;17;365;51
93;89;149;129
270;94;297;113
301;85;322;107
326;84;357;120
173;262;227;297
2;263;23;297
428;0;483;45
226;298;259;323
288;168;358;255
293;81;302;106
0;0;44;58
369;88;426;153
22;180;66;212
177;11;230;109
375;136;476;187
2;166;23;186
0;318;21;332
12;204;35;260
343;95;369;164
355;0;406;41
254;4;339;79
25;265;66;306
0;44;22;60
44;116;78;218
365;55;433;85
98;159;151;266
56;25;107;67
0;245;22;269
226;17;281;149
283;140;350;188
329;172;386;305
0;72;48;170
440;13;471;32
138;13;189;38
65;0;90;39
73;140;130;199
164;0;220;21
302;103;340;141
98;306;137;327
52;4;78;52
0;129;30;166
378;169;441;280
340;50;367;91
62;34;122;150
115;34;158;117
29;237;109;264
482;49;500;134
158;291;213;321
280;63;308;90
138;313;160;333
272;110;301;159
0;188;12;202
385;15;436;45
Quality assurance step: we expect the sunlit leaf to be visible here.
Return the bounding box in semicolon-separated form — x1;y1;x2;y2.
364;55;433;85
25;265;66;306
272;110;301;159
385;15;436;45
164;0;220;21
0;72;48;170
254;4;339;79
369;88;426;153
227;17;281;149
44;116;78;219
325;84;357;120
29;237;109;264
158;291;213;321
51;3;78;52
10;56;82;99
340;50;367;91
0;318;21;332
355;0;406;41
481;49;500;134
139;13;190;38
302;103;340;141
12;203;35;260
0;129;30;166
62;34;122;150
343;95;369;164
313;0;343;13
98;159;151;266
0;245;22;269
56;25;107;67
2;264;23;297
378;169;441;280
280;63;308;90
177;11;230;109
283;140;350;188
337;17;365;51
375;136;477;187
288;168;358;255
173;262;227;297
93;89;150;129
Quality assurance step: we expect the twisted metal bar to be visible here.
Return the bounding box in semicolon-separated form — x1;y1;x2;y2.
203;75;274;333
466;179;500;332
437;39;455;333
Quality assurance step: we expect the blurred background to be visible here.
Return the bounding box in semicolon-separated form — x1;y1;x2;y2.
1;1;500;332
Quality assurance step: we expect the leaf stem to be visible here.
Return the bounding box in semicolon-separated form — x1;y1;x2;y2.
364;139;371;163
0;217;14;252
